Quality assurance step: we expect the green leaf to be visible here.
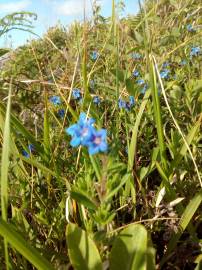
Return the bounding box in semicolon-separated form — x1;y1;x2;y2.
1;90;11;221
149;56;168;172
125;78;135;95
105;173;132;201
110;68;125;82
110;224;148;270
0;87;11;268
66;223;102;270
70;189;97;210
0;219;55;270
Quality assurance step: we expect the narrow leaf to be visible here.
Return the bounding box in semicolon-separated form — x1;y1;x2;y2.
0;219;55;270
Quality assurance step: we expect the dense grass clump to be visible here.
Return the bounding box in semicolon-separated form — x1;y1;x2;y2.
0;0;202;269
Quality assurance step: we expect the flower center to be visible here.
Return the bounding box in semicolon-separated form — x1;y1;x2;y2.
94;136;101;145
82;127;89;136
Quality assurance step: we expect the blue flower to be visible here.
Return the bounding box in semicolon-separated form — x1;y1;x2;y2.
22;150;29;158
65;112;108;155
186;24;195;32
65;113;95;147
58;109;65;118
129;96;135;106
86;128;108;155
162;61;170;68
90;51;99;61
180;59;187;66
190;46;201;57
160;69;170;79
72;88;82;100
125;102;132;111
136;79;145;85
93;96;101;105
132;70;140;77
49;96;61;106
118;99;126;109
28;144;35;152
131;52;142;60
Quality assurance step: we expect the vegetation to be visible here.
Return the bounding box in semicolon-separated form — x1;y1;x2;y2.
0;0;201;269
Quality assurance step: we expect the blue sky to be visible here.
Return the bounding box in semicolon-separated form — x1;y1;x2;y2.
0;0;139;48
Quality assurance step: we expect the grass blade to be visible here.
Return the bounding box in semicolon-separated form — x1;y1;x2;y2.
0;88;11;269
128;89;151;171
149;55;168;172
0;218;55;270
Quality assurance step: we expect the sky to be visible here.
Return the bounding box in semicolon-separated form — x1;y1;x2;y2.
0;0;140;48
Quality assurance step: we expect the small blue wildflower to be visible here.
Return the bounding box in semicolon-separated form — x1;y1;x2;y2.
132;70;140;77
186;24;195;32
72;88;82;100
136;79;145;85
160;69;170;79
28;144;34;152
58;109;65;118
65;112;108;155
49;96;61;106
65;113;95;147
93;96;101;105
85;128;108;155
118;99;126;109
125;102;132;111
129;96;135;106
131;52;142;60
162;61;170;68
180;59;187;66
190;46;201;57
22;150;29;158
90;51;99;61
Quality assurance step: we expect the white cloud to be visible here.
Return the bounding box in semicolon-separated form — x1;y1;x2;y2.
55;0;91;16
0;0;31;14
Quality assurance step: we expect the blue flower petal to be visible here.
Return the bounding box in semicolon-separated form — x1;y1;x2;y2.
70;137;81;147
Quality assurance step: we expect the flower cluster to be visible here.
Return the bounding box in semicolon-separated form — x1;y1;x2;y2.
160;69;170;79
136;79;145;86
65;113;107;155
186;24;196;32
118;96;135;111
131;52;142;60
190;46;201;57
93;96;101;105
162;61;170;68
49;96;61;106
72;88;82;101
90;51;99;61
132;70;140;78
58;109;65;118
